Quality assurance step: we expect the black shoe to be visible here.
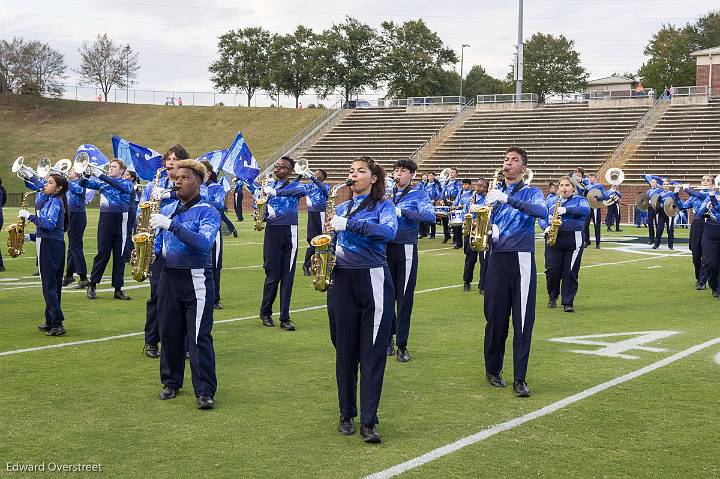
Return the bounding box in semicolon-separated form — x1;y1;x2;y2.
668;246;674;250
302;265;311;276
87;285;97;299
563;304;575;313
338;416;355;435
418;235;427;239
37;323;50;331
185;351;190;360
159;386;177;400
232;230;238;238
279;320;295;331
453;244;462;249
713;291;720;298
513;380;530;397
430;235;436;239
144;344;160;358
696;283;707;290
548;299;557;309
114;290;131;300
0;266;5;272
46;326;66;336
197;395;215;410
616;228;623;232
387;337;395;356
478;289;484;295
62;276;75;287
651;244;659;249
260;315;275;327
595;244;600;249
647;240;654;245
463;282;471;292
397;347;410;362
32;270;40;276
75;279;91;289
442;238;449;244
606;228;612;232
360;424;381;443
486;372;507;388
214;302;223;310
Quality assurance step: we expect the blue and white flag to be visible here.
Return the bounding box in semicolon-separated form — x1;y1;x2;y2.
222;132;259;184
198;149;226;173
219;175;232;193
76;144;109;166
111;135;163;181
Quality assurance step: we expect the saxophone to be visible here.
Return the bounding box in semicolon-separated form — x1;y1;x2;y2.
6;191;36;258
254;173;273;231
546;199;563;247
470;167;502;252
310;179;353;292
462;194;475;237
130;167;166;282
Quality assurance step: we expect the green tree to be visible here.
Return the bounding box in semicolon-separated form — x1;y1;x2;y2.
515;33;588;102
316;17;382;101
691;10;720;49
267;26;319;108
463;65;509;100
379;19;458;98
431;69;461;96
638;25;696;92
16;40;66;98
209;27;273;107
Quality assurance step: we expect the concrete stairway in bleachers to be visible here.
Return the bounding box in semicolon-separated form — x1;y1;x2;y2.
419;104;650;184
623;99;720;184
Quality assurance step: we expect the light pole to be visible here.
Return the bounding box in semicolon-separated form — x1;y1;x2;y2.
459;44;470;101
515;0;524;103
123;44;130;103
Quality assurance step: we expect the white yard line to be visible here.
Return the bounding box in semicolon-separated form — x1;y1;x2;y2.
363;337;720;479
0;255;688;358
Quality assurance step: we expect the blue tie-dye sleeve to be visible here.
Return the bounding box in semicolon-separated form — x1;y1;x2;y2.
402;190;435;223
29;197;61;230
506;187;546;218
99;174;133;193
168;207;220;253
78;176;104;191
346;200;398;241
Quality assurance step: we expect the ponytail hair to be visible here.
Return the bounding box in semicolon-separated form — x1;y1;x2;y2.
49;174;69;232
353;156;386;207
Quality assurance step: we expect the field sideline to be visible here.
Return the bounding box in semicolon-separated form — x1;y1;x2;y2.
1;209;718;478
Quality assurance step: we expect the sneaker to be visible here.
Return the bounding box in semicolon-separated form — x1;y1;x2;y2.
37;323;50;331
397;347;410;362
114;290;132;300
513;380;530;397
696;283;707;291
214;302;223;310
338;416;355;435
563;304;575;313
62;276;75;287
87;285;97;299
159;386;177;400
279;320;295;331
260;315;274;327
75;279;91;289
46;326;66;336
486;372;507;388
616;228;623;232
651;244;659;249
143;344;160;358
197;395;215;409
548;299;557;309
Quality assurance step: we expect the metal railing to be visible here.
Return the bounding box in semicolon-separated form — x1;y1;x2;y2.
671;85;708;97
408;98;475;161
476;93;538;104
589;89;656;100
407;96;466;106
261;99;344;171
606;95;667;164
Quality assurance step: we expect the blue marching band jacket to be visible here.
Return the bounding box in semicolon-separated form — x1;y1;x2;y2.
139;175;210;217
253;178;307;226
334;195;398;269
79;174;133;213
442;179;462;202
304;177;330;213
67;180;88;213
462;192;487;216
539;194;591;232
390;185;435;245
490;181;547;252
29;195;65;242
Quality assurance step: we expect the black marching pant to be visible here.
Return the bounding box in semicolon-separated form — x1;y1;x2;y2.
220;210;236;234
234;188;244;221
65;211;87;278
701;222;720;294
605;203;621;230
463;236;486;289
212;231;222;304
0;216;3;269
648;207;657;243
328;266;394;425
261;224;298;321
654;211;674;248
38;237;66;328
90;211;128;289
441;217;450;240
689;218;707;286
144;258;162;346
386;243;419;348
158;267;217;397
451;225;463;248
303;211;325;269
545;230;584;306
584;208;601;246
484;251;537;381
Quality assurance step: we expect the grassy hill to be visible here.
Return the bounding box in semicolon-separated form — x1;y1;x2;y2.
0;94;323;195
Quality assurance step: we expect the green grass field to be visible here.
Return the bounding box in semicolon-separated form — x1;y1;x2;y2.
0;95;323;195
1;211;718;478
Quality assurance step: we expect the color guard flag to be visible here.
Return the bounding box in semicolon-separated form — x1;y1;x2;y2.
111;135;163;181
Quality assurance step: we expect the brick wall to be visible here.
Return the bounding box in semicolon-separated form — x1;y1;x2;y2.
696;64;720;96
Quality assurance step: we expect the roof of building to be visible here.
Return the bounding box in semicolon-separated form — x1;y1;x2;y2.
587;76;634;86
691;46;720;56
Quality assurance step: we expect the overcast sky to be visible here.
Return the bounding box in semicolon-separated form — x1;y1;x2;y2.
1;0;717;106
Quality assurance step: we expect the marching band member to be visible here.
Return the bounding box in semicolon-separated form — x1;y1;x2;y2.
644;175;663;245
79;159;134;300
0;178;5;272
545;182;557;209
680;176;714;289
325;156;398;443
385;159;434;361
233;176;244;222
451;179;473;249
141;145;189;358
699;188;720;297
540;176;590;312
18;174;68;335
483;147;546;398
301;168;331;276
20;169;49;276
604;188;623;232
201;162;229;310
149;159;220;409
440;168;461;244
652;181;678;250
257;156;307;331
583;173;610;249
62;167;90;288
462;178;488;293
420;171;441;239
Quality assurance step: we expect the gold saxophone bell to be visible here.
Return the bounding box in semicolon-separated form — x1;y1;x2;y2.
6;191;36;258
469;167;502;252
130;167;166;282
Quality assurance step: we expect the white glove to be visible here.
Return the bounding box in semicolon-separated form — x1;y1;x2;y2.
330;215;348;231
469;204;481;213
149;213;172;230
486;189;508;204
24;234;31;242
303;170;313;179
395;207;402;217
556;206;566;215
263;186;277;197
682;183;690;190
673;186;681;194
18;209;30;219
151;187;172;201
543;226;551;234
490;224;500;243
